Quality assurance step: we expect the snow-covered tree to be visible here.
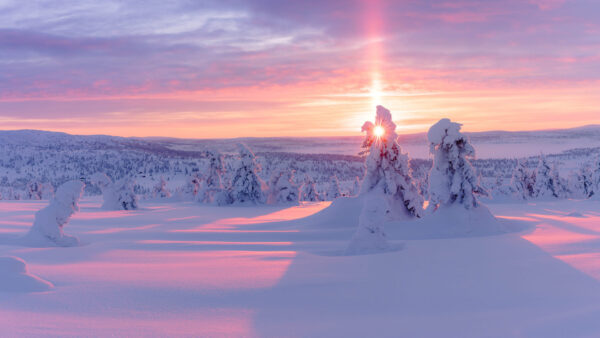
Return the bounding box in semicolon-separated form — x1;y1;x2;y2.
25;180;84;247
427;118;487;211
225;144;265;204
346;195;390;254
177;174;201;201
511;160;534;200
360;106;423;218
533;155;561;199
300;175;320;202
591;156;600;200
199;150;225;203
327;175;341;200
152;176;171;199
25;181;43;200
568;165;593;199
267;170;300;204
92;173;138;210
352;176;361;196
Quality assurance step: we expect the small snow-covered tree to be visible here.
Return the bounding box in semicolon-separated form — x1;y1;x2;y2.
590;156;600;199
360;106;423;218
568;165;593;199
152;176;171;199
267;170;300;204
533;155;560;199
346;195;390;254
225;144;265;204
25;181;43;200
25;180;84;247
179;174;201;200
92;173;138;210
427;118;487;211
327;175;341;200
511;160;534;200
300;175;320;202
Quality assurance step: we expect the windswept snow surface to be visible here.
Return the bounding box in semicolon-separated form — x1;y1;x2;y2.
1;198;600;337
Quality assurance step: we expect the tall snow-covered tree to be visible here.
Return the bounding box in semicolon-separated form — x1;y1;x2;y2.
179;174;201;200
300;175;320;202
511;160;534;200
327;175;341;200
568;165;593;199
359;106;423;217
226;144;265;204
25;180;84;247
267;170;300;204
427;118;487;211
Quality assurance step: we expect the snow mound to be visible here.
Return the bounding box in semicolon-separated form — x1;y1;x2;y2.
389;204;509;240
346;195;391;254
0;256;53;293
566;211;585;218
295;196;363;229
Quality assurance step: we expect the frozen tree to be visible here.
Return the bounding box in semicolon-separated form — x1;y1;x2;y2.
352;176;361;196
346;195;390;254
95;175;138;210
591;157;600;200
568;165;594;199
511;161;534;200
300;175;321;202
41;183;55;200
179;174;201;200
360;106;423;218
225;144;265;204
152;176;171;199
199;150;225;203
267;170;300;204
25;180;84;247
427;118;487;211
533;155;560;199
327;175;341;200
25;181;43;200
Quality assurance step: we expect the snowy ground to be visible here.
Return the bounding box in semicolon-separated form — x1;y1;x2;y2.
1;198;600;337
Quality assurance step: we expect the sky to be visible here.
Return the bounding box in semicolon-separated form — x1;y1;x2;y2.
0;0;599;138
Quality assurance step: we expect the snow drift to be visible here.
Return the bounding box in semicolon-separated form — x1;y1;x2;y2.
0;256;54;292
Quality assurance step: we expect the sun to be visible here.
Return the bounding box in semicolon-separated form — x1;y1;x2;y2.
373;125;385;138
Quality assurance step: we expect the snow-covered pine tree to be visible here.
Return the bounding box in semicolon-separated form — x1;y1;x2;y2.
427;118;487;211
199;150;225;203
225;144;265;204
533;155;560;199
267;170;300;204
300;175;320;202
590;156;600;200
511;160;534;200
25;181;43;200
360;105;423;218
568;165;593;199
152;176;171;199
25;180;84;247
93;173;139;210
352;176;361;196
180;174;201;200
327;175;341;200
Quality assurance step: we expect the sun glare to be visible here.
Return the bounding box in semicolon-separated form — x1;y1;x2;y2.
373;125;385;137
